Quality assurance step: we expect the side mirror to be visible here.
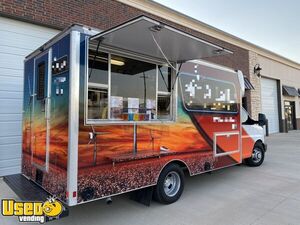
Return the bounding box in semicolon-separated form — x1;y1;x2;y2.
258;113;267;126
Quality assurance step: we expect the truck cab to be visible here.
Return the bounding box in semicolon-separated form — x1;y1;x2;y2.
241;107;267;166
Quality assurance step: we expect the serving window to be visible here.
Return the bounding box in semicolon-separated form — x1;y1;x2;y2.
86;48;174;123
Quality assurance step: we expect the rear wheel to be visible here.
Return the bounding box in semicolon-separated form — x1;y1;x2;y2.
154;163;184;204
245;143;265;167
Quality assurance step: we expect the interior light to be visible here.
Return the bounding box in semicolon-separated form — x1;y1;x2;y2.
150;25;163;32
111;59;125;66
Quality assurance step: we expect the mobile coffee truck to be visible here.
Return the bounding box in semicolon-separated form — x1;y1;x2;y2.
4;16;267;218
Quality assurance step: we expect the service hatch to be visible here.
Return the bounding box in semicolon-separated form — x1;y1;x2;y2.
90;16;232;63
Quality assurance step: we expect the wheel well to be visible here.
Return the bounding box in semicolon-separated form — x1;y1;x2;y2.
255;140;263;146
160;160;192;177
255;140;266;151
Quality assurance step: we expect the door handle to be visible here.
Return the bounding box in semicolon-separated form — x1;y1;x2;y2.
232;124;238;129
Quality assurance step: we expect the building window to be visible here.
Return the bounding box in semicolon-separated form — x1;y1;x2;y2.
87;51;109;120
87;49;173;123
179;73;238;113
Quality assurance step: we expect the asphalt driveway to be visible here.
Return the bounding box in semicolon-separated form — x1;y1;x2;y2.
1;131;300;225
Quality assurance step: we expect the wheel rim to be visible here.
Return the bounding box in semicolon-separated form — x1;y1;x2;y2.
163;171;181;197
252;148;262;163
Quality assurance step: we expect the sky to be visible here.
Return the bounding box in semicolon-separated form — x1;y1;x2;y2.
154;0;300;63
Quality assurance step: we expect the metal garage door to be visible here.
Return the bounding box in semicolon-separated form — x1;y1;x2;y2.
0;17;59;176
261;77;280;134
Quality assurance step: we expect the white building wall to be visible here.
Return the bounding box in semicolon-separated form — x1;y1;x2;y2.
0;16;59;176
258;55;300;120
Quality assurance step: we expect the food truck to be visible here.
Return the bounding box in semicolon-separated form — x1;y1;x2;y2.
4;16;267;217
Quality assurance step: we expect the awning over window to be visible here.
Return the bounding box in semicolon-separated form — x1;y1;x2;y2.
90;16;232;63
244;77;254;90
282;85;299;97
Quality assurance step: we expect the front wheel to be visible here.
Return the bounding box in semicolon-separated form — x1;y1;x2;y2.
153;163;185;204
245;143;265;167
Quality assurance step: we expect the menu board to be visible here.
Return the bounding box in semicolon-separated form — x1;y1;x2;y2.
128;97;139;114
111;96;123;119
111;96;123;108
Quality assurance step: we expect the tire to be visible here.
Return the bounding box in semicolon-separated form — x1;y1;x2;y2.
153;163;185;204
245;143;265;167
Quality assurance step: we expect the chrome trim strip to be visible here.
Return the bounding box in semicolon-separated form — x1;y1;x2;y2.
67;30;80;206
45;48;52;172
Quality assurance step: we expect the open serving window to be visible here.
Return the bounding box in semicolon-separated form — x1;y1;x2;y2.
86;16;232;124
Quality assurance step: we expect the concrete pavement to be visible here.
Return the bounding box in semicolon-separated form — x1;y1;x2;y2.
1;131;300;225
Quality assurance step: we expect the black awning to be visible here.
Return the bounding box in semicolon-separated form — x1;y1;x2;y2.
90;16;232;63
282;85;299;97
244;77;254;90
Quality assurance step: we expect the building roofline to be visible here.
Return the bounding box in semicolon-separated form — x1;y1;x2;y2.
117;0;300;70
25;24;100;60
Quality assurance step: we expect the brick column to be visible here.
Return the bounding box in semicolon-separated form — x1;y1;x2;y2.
247;51;262;120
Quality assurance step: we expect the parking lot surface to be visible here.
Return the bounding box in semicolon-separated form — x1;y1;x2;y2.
1;131;300;225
